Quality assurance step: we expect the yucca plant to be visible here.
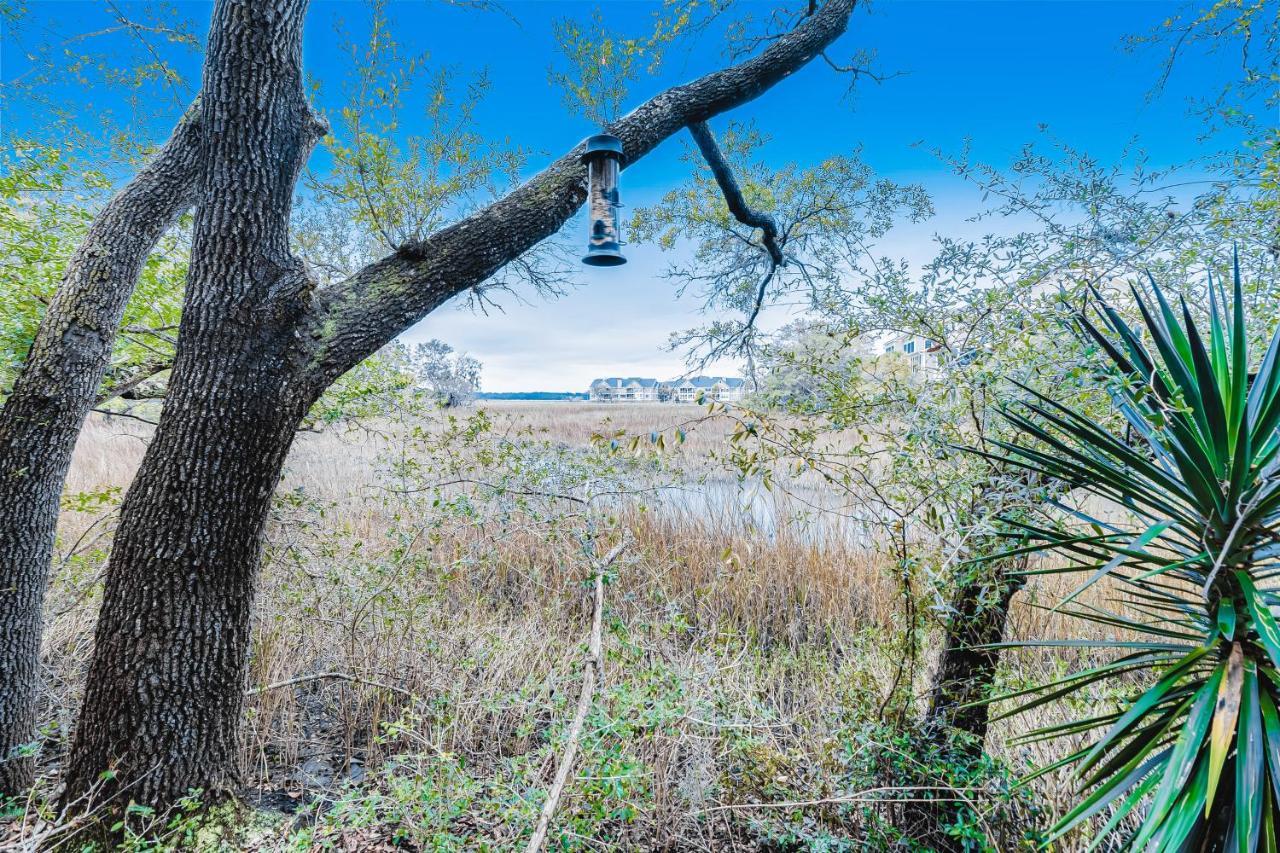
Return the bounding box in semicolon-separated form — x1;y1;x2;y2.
980;258;1280;851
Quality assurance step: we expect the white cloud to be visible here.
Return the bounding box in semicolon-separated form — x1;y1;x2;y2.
403;252;743;391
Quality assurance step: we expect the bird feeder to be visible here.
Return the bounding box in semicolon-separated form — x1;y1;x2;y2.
581;133;626;266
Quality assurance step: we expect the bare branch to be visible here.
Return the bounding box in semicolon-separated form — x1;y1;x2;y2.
820;50;900;84
688;121;785;267
525;534;630;852
245;671;414;699
94;359;170;406
91;408;159;427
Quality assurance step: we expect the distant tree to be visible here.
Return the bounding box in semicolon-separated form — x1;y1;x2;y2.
409;339;482;408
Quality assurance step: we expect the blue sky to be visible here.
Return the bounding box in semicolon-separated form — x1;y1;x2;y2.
2;1;1247;390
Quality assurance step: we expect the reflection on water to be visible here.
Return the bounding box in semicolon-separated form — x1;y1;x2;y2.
630;477;877;548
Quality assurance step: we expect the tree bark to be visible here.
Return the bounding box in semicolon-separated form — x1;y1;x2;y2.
0;105;201;798
896;553;1024;853
60;0;859;817
923;555;1026;751
60;0;325;815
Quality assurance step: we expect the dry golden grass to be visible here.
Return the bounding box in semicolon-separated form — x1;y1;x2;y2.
32;403;1140;850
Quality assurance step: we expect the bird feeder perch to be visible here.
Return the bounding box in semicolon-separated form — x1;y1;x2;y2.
581;134;626;267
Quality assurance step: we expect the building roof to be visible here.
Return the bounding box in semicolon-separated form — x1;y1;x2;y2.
589;375;746;392
590;377;659;388
673;376;745;389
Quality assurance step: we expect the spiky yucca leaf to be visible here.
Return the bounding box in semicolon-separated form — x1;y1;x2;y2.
983;256;1280;851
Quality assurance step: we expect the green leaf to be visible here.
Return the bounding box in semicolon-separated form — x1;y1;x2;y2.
1258;689;1280;805
1220;599;1239;640
1239;571;1280;670
1078;645;1211;776
1132;661;1222;848
1053;520;1173;613
1238;660;1263;853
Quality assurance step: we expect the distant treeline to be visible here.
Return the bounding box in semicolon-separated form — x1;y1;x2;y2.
476;392;589;401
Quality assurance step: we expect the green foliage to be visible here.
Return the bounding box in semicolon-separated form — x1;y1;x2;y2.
107;793;214;852
983;258;1280;849
0;142;186;401
547;1;728;125
1127;0;1278;121
303;344;417;429
284;650;1039;851
0;7;200;399
0;1;201;166
0;145;90;393
285;649;682;850
548;8;648;126
306;0;525;253
806;723;1041;852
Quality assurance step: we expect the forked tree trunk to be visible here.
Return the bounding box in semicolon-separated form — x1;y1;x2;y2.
60;0;325;813
57;0;860;817
0;109;202;797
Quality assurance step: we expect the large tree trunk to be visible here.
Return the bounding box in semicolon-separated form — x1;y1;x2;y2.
60;0;859;817
59;395;308;812
0;108;201;797
60;0;324;814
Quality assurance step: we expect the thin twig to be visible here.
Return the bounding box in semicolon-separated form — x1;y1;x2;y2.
387;477;587;505
91;407;158;427
525;535;630;853
687;785;991;816
245;671;414;699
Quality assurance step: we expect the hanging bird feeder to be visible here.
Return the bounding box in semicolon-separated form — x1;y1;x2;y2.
581;133;626;266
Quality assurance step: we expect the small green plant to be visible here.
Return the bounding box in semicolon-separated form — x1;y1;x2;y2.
983;257;1280;849
844;724;1041;852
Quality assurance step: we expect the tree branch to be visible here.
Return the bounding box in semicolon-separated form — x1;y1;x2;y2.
91;407;159;427
687;120;786;342
94;359;171;406
299;0;858;392
245;671;414;699
688;121;785;267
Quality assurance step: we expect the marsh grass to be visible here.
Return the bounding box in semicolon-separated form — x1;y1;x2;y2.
17;403;1140;851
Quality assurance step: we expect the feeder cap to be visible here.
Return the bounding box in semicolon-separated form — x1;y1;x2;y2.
583;244;627;266
581;133;623;162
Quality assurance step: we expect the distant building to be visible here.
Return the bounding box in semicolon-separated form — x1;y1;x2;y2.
587;375;746;403
588;377;660;402
665;376;746;403
880;333;943;377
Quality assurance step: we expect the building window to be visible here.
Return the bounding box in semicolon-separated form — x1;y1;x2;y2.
904;341;915;354
884;345;894;353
